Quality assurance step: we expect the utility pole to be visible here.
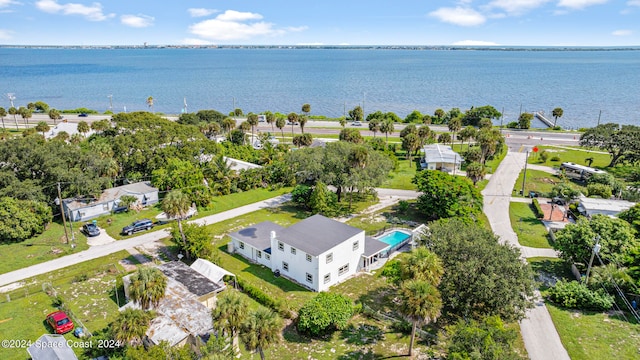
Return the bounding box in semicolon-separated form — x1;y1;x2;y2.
362;92;366;120
232;97;236;119
108;95;113;111
521;150;529;196
500;107;504;132
597;110;602;126
584;236;601;284
57;183;70;244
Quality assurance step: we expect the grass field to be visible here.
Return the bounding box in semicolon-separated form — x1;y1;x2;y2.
509;202;552;248
528;145;611;168
382;157;419;190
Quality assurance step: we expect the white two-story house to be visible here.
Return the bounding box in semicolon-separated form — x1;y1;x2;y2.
228;214;387;292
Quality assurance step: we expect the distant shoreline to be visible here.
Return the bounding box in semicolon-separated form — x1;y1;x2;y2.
0;45;639;51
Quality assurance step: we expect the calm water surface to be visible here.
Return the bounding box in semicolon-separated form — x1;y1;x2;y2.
1;48;638;128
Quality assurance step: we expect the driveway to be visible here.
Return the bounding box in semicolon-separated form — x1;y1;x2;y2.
0;194;291;288
482;151;570;360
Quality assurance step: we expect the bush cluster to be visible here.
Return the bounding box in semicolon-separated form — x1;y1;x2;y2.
531;198;544;219
236;276;291;318
547;280;614;311
297;293;355;336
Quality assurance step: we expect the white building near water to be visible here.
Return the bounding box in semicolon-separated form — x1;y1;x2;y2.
421;144;464;172
228;214;388;292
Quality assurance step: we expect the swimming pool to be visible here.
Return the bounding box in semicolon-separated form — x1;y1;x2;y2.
377;230;412;248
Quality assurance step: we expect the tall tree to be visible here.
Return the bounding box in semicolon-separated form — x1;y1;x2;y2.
275;116;286;141
146;96;154;112
518;113;533;129
0;107;6;129
48;108;61;125
348;106;363;122
466;162;486;186
19;107;32;127
417;125;431;148
77;120;90;137
161;190;192;257
399;279;442;357
368;118;381;137
287;112;298;137
458;126;477;150
212;290;249;354
222;117;236;135
110;308;155;347
35;121;50;137
265;111;276;132
128;267;167;310
379;118;394;144
247;112;259;144
579;123;640;167
241;307;282;360
299;115;308;134
552;107;564;127
400;247;444;285
301;103;311;117
8;106;18;130
413;169;482;220
448;117;462;145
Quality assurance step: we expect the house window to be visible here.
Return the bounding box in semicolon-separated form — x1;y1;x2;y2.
324;273;331;284
257;250;262;258
278;242;284;251
265;254;270;260
326;253;333;263
306;273;313;283
338;264;349;276
353;240;359;251
306;254;312;262
239;242;245;250
291;247;296;255
282;262;289;271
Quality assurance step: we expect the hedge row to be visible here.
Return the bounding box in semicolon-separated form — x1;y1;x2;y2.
235;276;292;318
531;198;544;219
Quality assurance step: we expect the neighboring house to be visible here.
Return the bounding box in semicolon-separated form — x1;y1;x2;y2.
44;121;94;140
121;260;232;347
27;334;78;360
228;214;388;292
62;181;159;222
223;156;262;171
421;144;464;172
577;196;636;218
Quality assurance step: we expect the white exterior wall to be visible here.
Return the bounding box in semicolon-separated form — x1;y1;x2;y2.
317;232;365;292
270;238;320;291
230;237;272;268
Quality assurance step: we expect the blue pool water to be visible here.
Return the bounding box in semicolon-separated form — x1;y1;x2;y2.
377;231;411;248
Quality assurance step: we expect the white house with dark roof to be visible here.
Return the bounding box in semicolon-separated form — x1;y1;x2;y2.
228;214;388;292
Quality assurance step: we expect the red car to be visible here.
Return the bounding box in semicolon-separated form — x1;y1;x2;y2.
46;311;74;334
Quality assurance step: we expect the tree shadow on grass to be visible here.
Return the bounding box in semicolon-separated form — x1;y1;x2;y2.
340;323;385;345
269;204;310;219
529;258;574;290
282;321;312;344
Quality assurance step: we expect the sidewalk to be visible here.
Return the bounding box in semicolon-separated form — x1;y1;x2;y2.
0;194;291;288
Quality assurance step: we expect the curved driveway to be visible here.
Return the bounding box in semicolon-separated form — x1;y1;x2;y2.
482;151;569;360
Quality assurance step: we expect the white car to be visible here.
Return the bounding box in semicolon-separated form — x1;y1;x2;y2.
351;121;363;126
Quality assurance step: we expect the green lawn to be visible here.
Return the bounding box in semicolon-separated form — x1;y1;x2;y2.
0;222;88;275
528;145;611;168
0;250;135;360
515;169;566;197
527;257;640;360
381;157;418;190
509;202;552;248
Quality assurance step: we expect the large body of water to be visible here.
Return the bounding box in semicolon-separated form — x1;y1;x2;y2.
1;47;638;128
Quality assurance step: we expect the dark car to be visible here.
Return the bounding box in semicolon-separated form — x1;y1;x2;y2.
78;113;88;117
551;197;567;206
81;223;100;237
121;219;153;236
46;311;74;334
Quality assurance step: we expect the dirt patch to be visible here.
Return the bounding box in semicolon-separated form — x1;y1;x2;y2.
118;258;137;272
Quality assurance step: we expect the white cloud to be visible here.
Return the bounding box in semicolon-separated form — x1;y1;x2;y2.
429;7;486;26
452;40;500;46
216;10;262;22
557;0;609;10
627;0;640;6
189;9;305;41
0;29;12;39
188;8;218;18
120;14;154;28
0;0;18;8
488;0;551;15
35;0;113;21
612;29;632;36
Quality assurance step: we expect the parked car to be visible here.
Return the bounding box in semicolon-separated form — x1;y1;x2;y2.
81;223;100;237
46;311;74;334
78;113;88;117
121;219;153;236
551;197;567;206
351;121;362;126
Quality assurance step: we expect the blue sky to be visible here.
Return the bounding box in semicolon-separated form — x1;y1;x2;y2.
0;0;638;46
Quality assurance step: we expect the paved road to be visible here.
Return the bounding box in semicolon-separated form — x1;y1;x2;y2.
482;151;570;360
0;195;291;288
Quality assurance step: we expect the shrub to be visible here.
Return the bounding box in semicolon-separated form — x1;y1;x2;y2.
298;293;354;336
397;200;410;214
547;280;614;311
587;183;612;199
531;198;544;219
291;185;312;206
236;276;291;318
380;259;402;284
539;150;549;163
550;155;561;162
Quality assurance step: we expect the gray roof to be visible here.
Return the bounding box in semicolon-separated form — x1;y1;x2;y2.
158;261;222;297
423;144;463;164
228;221;285;254
363;236;390;257
63;181;158;211
278;214;363;256
27;334;78;360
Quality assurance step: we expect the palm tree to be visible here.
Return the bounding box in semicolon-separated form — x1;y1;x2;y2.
111;308;155;346
212;289;249;354
275;116;286;142
48;108;61;125
247;113;259;144
287;112;298;138
380;118;394;144
8;106;18;130
239;121;251;145
448;117;462;146
400;247;444;285
552;107;563;127
466;162;486;186
162;190;191;257
417;125;431;148
459;125;477;150
299;115;308;134
222;117;236;136
241;307;282;360
399;279;443;357
77;120;90;138
301;103;311;117
368;118;380;137
128;267;167;310
339;117;347;128
265;111;276;132
0;107;6;129
35;121;50;137
146;96;154;112
18;107;32;127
